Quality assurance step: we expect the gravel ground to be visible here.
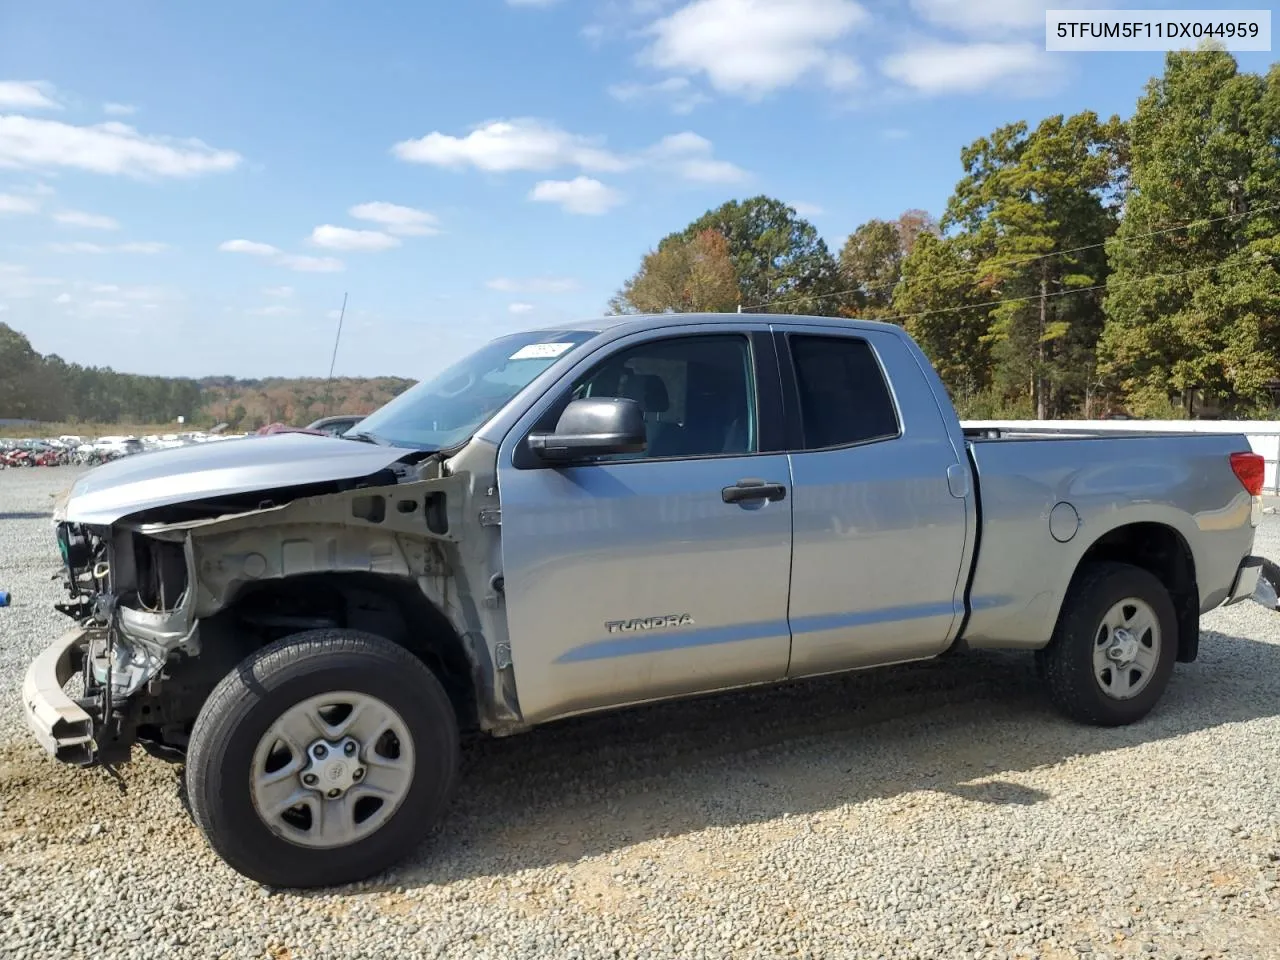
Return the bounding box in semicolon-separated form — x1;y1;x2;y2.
2;466;1280;960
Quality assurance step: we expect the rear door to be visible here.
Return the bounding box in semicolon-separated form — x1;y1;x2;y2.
495;323;794;724
777;325;971;678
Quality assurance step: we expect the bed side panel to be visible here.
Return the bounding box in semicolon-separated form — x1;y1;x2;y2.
963;434;1254;649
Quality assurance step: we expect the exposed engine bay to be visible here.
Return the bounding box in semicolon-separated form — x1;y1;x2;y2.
53;519;200;763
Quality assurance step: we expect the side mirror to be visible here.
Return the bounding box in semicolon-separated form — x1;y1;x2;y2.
526;397;647;462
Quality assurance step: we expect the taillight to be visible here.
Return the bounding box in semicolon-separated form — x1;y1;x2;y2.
1230;451;1265;496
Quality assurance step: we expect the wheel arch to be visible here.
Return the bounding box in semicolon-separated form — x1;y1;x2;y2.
1058;522;1200;663
201;571;486;732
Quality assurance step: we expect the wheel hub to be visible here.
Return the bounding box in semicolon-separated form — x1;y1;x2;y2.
1105;627;1140;666
250;690;416;850
299;737;364;798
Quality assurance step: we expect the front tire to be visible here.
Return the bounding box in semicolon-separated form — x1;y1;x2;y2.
185;629;459;888
1036;562;1177;726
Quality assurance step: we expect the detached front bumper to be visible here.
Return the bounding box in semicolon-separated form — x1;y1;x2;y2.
22;627;95;765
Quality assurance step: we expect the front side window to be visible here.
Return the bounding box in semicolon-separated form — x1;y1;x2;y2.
789;335;899;450
353;330;596;450
568;335;757;460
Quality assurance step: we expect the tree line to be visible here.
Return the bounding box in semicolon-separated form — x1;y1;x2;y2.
0;323;411;430
610;49;1280;419
0;322;203;425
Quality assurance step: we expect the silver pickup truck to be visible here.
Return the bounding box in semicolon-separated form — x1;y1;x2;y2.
25;313;1268;888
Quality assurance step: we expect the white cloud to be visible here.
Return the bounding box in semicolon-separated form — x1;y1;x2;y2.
0;116;241;178
54;292;72;304
219;238;344;272
394;118;630;173
117;284;174;302
248;304;299;316
0;192;40;214
47;240;169;254
790;201;824;217
645;132;748;183
881;41;1059;95
103;102;137;116
0;81;60;110
309;224;401;251
53;209;120;230
219;239;279;256
608;77;710;114
278;254;343;272
642;0;867;97
349;201;440;236
0;262;62;299
81;298;130;316
392;117;744;187
264;285;294;298
486;276;579;293
529;177;624;215
508;302;535;313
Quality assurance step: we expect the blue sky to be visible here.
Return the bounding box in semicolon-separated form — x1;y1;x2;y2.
0;0;1273;380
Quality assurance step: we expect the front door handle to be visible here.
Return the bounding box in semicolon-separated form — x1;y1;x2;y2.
722;478;787;504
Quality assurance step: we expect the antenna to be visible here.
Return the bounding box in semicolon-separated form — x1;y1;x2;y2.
322;292;348;417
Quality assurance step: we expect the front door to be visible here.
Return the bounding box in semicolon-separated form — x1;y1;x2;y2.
495;326;794;724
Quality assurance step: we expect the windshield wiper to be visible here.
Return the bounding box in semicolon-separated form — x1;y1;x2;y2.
343;430;383;445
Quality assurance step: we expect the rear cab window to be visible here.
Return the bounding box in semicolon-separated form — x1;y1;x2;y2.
788;335;900;450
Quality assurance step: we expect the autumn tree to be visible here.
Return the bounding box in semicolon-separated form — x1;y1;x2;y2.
609;229;738;314
688;196;840;313
1098;49;1280;416
838;209;939;318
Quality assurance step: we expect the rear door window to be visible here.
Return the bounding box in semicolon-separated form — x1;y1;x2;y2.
788;335;899;449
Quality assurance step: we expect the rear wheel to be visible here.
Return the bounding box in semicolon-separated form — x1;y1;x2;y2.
185;629;459;888
1036;562;1177;726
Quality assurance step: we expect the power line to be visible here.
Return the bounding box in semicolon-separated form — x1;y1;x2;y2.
743;200;1280;313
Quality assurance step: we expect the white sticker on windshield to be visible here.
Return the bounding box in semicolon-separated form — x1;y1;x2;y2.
509;342;575;360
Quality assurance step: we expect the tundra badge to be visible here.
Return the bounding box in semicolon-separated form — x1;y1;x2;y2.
605;614;694;633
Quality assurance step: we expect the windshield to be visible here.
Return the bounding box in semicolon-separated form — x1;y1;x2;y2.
351;329;597;451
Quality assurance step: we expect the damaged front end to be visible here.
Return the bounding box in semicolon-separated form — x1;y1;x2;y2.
26;433;520;768
32;520;198;765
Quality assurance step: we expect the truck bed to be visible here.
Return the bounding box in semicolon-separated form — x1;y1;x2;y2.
959;431;1257;650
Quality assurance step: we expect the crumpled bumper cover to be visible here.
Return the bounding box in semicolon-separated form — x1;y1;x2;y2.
23;627;95;765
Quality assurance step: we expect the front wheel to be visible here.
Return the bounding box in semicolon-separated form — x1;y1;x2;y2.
1036;561;1178;726
185;629;459;888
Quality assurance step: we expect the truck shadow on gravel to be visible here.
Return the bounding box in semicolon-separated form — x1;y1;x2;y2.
351;628;1280;893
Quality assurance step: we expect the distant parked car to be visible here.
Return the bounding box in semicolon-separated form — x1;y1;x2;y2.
306;414;364;437
94;436;144;456
253;415;364;438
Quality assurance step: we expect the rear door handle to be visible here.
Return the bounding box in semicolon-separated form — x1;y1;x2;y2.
722;478;787;504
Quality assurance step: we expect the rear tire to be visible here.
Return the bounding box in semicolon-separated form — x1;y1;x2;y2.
1036;562;1177;726
185;628;459;888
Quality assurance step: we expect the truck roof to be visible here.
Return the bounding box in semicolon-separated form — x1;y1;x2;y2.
546;312;905;337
